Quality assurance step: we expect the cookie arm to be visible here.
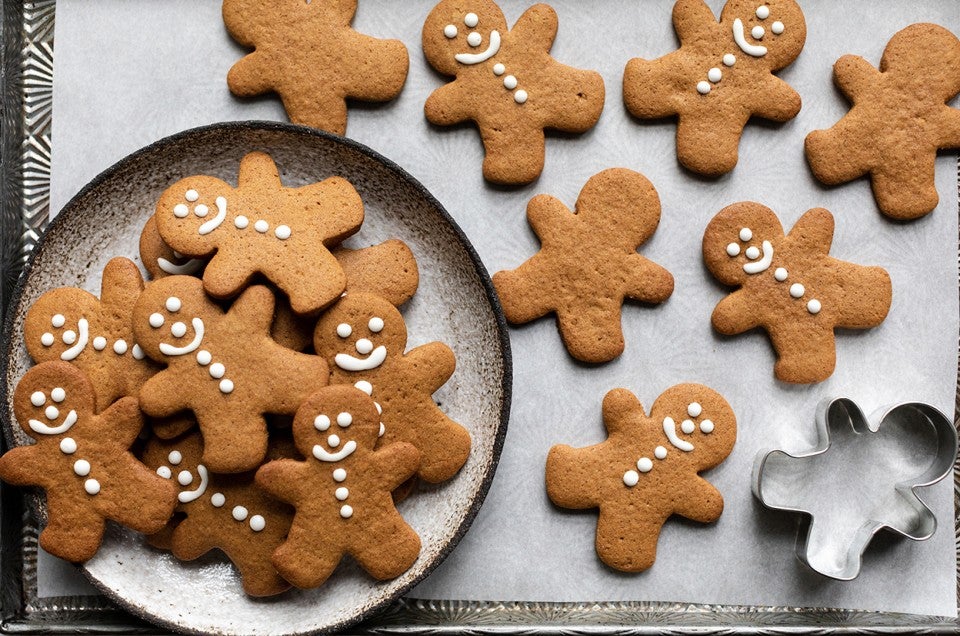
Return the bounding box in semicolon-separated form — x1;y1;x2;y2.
672;0;717;45
512;4;558;53
403;342;455;393
201;248;259;300
787;207;834;255
98;396;145;448
139;371;192;418
622;253;674;304
227;52;276;98
170;515;216;561
424;82;473;126
673;476;724;522
545;445;601;509
0;446;51;488
711;291;761;335
831;263;892;329
372;442;421;491
99;258;145;312
746;75;801;122
227;285;276;335
255;459;311;505
934;105;960;148
832;55;880;103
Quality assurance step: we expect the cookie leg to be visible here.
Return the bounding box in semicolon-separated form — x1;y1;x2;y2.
351;513;420;580
555;300;625;364
272;524;341;589
594;507;659;572
197;408;269;473
234;550;291;597
623;58;676;119
676;113;746;177
480;126;546;185
40;496;105;563
770;327;836;384
417;415;471;483
103;462;176;533
871;156;939;220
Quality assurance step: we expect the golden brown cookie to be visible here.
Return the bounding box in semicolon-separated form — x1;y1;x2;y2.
804;23;960;220
492;169;674;364
0;362;176;562
139;214;205;280
624;0;806;176
423;0;605;184
223;0;409;134
702;202;892;384
256;385;421;589
546;384;736;572
334;240;420;307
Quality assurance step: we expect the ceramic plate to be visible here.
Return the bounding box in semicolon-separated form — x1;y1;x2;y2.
1;121;511;635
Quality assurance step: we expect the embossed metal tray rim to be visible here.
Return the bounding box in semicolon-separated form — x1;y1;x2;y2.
1;0;959;633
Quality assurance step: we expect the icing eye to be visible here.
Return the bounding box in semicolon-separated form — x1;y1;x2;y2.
739;228;753;241
149;313;165;328
185;189;200;202
444;24;457;38
700;420;715;434
687;402;702;417
174;204;189;218
62;330;77;345
336;323;352;338
165;297;182;312
194;204;209;218
726;242;741;257
45;406;59;420
177;470;193;486
51;388;66;403
51;314;66;328
681;419;696;434
756;5;770;19
774;267;788;281
464;12;478;27
234;215;249;229
171;322;188;338
752;25;765;39
30;391;46;407
745;246;761;260
355;338;374;355
337;412;353;427
168;451;182;465
467;31;482;47
40;333;54;346
315;414;331;431
771;21;784;34
368;317;385;333
157;466;172;479
327;434;341;448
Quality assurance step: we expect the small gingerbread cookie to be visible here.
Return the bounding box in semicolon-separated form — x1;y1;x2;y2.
223;0;409;134
546;384;736;572
423;0;605;184
155;151;363;315
702;202;892;384
256;385;421;589
492;169;673;363
804;23;960;220
0;362;176;562
313;292;471;483
624;0;806;176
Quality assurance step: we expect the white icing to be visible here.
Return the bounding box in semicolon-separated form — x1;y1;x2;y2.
209;363;225;379
197;350;212;365
211;492;225;507
623;470;639;487
234;216;249;229
177;470;193;486
174;204;189;218
74;459;91;476
275;225;291;240
733;18;767;56
514;90;528;104
149;313;165;328
654;446;667;460
637;457;653;472
751;25;765;39
185;189;199;202
312;441;357;462
336;323;352;338
60;318;89;361
62;330;76;345
328;434;341;448
45;406;59;420
41;333;54;346
254;220;269;234
368;317;384;333
354;380;373;395
171;321;188;338
337;412;352;427
355;338;374;355
93;337;107;351
197;196;228;235
232;506;248;521
493;63;505;75
340;504;353;519
790;283;805;298
771;21;784;34
157;466;172;479
219;379;234;394
249;515;266;532
379;422;385;437
84;479;100;495
113;340;128;355
166;297;182;312
51;314;66;328
696;81;711;94
178;464;209;503
157;257;203;276
159;318;204;356
455;30;500;64
30;391;45;407
444;24;457;38
742;240;774;274
708;67;722;83
774;267;788;282
756;5;769;19
194;204;209;218
132;345;145;360
700;420;715;433
662;417;695;452
467;31;482;47
28;410;77;435
169;451;182;465
681;419;696;434
333;468;347;482
503;75;518;90
687;402;702;417
315;414;331;431
335;487;349;500
51;388;66;402
59;437;77;454
335;346;387;371
807;299;822;314
745;245;760;260
739;228;753;241
464;12;478;27
723;53;736;66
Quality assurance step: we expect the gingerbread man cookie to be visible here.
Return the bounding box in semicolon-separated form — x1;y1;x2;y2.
223;0;409;134
256;385;421;588
155;151;363;315
546;385;736;572
0;362;176;562
624;0;806;176
703;203;892;384
805;23;960;220
313;292;471;483
139;215;204;280
423;0;605;184
132;275;329;472
492;169;674;364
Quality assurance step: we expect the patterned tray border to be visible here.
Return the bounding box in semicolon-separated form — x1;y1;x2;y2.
1;0;959;633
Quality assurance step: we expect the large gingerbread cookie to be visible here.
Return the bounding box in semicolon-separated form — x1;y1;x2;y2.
702;202;891;384
805;23;960;220
624;0;806;176
223;0;409;134
423;0;605;184
546;385;736;572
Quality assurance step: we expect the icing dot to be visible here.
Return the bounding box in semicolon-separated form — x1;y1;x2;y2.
340;504;353;519
235;215;249;229
249;515;266;532
739;227;753;241
168;451;182;465
315;414;331;431
774;267;788;282
467;31;482;47
333;468;347;482
41;333;54;346
219;379;234;394
336;323;352;338
654;446;668;460
157;466;172;479
193;204;209;218
503;75;518;90
51;388;66;403
723;53;736;66
807;299;822;314
623;470;639;487
708;67;722;83
211;492;226;507
379;422;386;437
637;457;653;473
45;405;59;420
756;5;770;19
197;350;212;365
254;220;269;233
209;363;226;379
51;314;66;328
171;322;187;338
375;402;382;415
514;90;528;104
60;438;77;454
354;380;373;395
93;336;107;350
275;225;291;240
493;63;505;76
149;313;165;328
696;81;711;94
726;242;741;257
113;340;128;355
84;479;100;495
687;402;702;418
185;189;199;202
367;317;385;334
327;434;341;448
681;419;696;434
443;24;457;38
790;283;805;298
700;420;715;434
173;204;189;218
771;21;784;34
355;338;374;355
30;391;45;407
166;297;181;312
232;506;248;521
132;345;145;360
177;470;193;486
62;330;77;345
337;412;353;427
464;12;478;27
74;459;91;476
745;246;760;260
752;25;765;39
335;487;349;501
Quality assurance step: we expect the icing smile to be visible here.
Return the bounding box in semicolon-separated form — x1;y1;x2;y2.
455;30;500;65
743;240;774;274
177;465;209;503
732;19;767;57
312;441;357;462
59;318;89;361
159;318;205;356
662;417;695;452
198;196;228;235
29;409;78;435
157;255;203;276
335;345;387;371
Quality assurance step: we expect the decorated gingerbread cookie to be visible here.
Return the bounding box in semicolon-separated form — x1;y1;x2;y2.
139;215;205;280
0;362;176;562
423;0;605;184
142;431;294;597
546;384;736;572
492;169;674;363
703;203;892;384
132;275;329;473
223;0;409;134
805;23;960;220
256;385;421;588
624;0;806;176
155;151;363;315
313;292;471;483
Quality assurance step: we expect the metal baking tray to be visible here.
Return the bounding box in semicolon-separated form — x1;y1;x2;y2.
1;0;959;633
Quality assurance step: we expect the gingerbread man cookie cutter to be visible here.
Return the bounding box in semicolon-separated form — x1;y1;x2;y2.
752;397;957;580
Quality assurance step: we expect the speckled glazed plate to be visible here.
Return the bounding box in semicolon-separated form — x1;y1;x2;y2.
1;121;511;635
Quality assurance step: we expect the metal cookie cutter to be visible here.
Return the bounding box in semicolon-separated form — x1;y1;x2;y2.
752;397;958;580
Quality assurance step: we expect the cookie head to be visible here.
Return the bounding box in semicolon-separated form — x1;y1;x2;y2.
702;201;784;286
293;385;383;462
423;0;507;75
13;361;95;438
24;288;100;364
882;24;960;95
156;177;234;256
719;0;806;70
313;293;406;373
650;384;737;471
133;276;219;363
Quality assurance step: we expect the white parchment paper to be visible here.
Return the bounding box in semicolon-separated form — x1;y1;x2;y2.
47;0;959;617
